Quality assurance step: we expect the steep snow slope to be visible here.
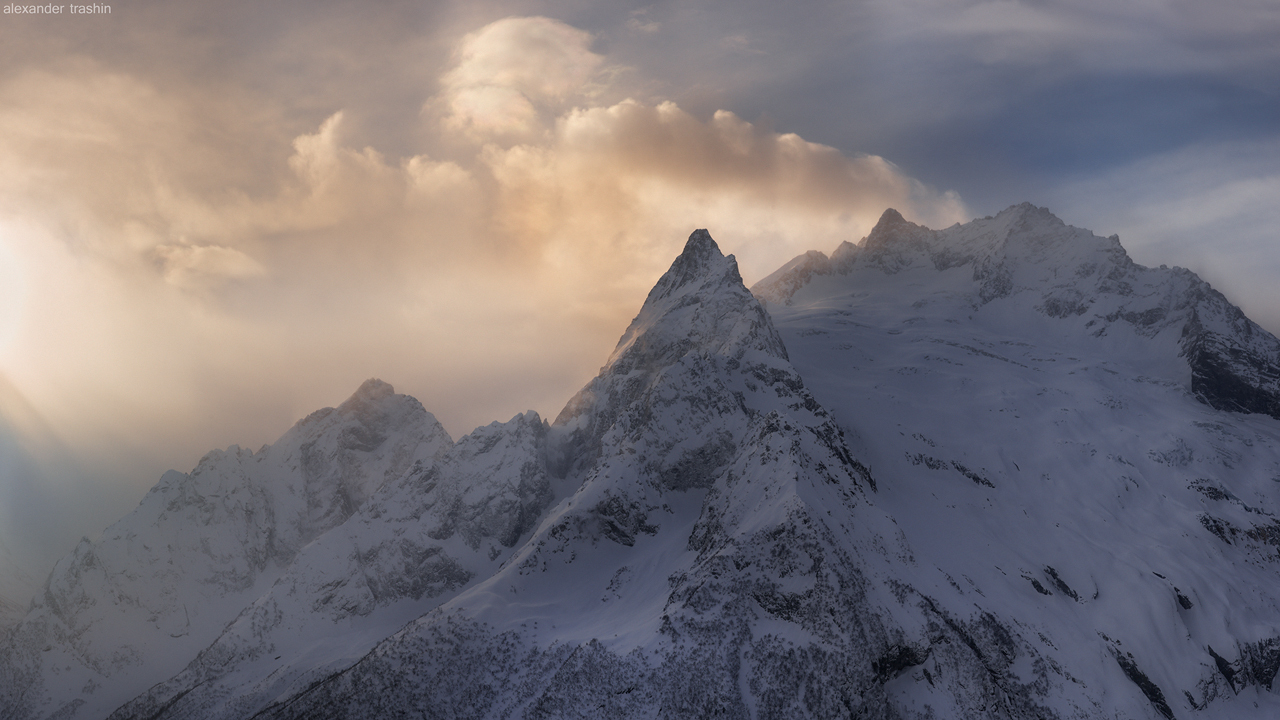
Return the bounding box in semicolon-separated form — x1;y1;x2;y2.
245;216;1280;719
111;409;556;720
0;380;451;720
754;204;1280;718
10;208;1280;720
131;231;883;718
206;231;1107;719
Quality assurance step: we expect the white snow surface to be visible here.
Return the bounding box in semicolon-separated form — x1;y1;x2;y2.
4;209;1280;719
755;204;1280;719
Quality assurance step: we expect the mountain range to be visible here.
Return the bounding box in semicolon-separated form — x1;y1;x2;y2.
4;203;1280;719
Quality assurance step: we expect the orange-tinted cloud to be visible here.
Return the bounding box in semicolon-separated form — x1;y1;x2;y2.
0;15;967;572
437;16;605;141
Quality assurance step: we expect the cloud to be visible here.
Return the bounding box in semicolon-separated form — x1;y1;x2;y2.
483;99;965;284
876;0;1280;76
626;9;660;34
0;17;968;446
153;243;267;289
0;13;967;575
437;16;605;140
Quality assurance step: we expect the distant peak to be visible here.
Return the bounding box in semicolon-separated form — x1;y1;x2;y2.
863;208;931;258
876;208;907;226
686;228;715;251
649;229;742;302
676;229;727;274
996;202;1063;225
343;378;395;407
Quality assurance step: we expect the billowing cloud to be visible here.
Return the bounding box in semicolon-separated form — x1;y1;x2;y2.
0;0;1271;595
0;13;968;575
0;16;966;443
483;98;964;287
153;243;267;289
437;16;605;140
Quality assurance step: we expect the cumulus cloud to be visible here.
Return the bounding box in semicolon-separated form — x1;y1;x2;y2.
0;16;967;448
436;16;605;140
0;14;967;574
484;99;964;285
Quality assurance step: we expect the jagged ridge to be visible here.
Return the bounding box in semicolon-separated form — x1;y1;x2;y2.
6;212;1280;720
754;203;1280;423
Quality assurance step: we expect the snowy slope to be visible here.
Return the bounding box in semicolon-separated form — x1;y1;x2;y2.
105;230;891;718
0;380;451;720
110;409;556;720
186;230;1102;719
8;208;1280;720
753;204;1280;718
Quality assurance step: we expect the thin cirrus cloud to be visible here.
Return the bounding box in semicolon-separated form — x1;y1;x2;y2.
0;14;966;573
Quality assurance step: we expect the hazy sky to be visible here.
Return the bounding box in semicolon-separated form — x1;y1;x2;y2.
1;0;1278;583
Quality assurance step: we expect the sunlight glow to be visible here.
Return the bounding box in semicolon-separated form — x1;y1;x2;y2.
0;221;29;364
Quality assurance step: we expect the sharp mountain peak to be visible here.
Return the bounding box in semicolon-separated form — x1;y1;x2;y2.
9;208;1280;720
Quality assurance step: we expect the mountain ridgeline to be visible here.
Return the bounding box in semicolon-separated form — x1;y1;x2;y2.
4;205;1280;719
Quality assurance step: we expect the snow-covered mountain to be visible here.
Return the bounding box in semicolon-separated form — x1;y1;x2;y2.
755;203;1280;422
0;381;451;720
109;408;555;720
751;204;1280;718
4;205;1280;719
114;229;900;719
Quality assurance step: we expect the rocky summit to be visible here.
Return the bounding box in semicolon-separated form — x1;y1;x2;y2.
5;205;1280;720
